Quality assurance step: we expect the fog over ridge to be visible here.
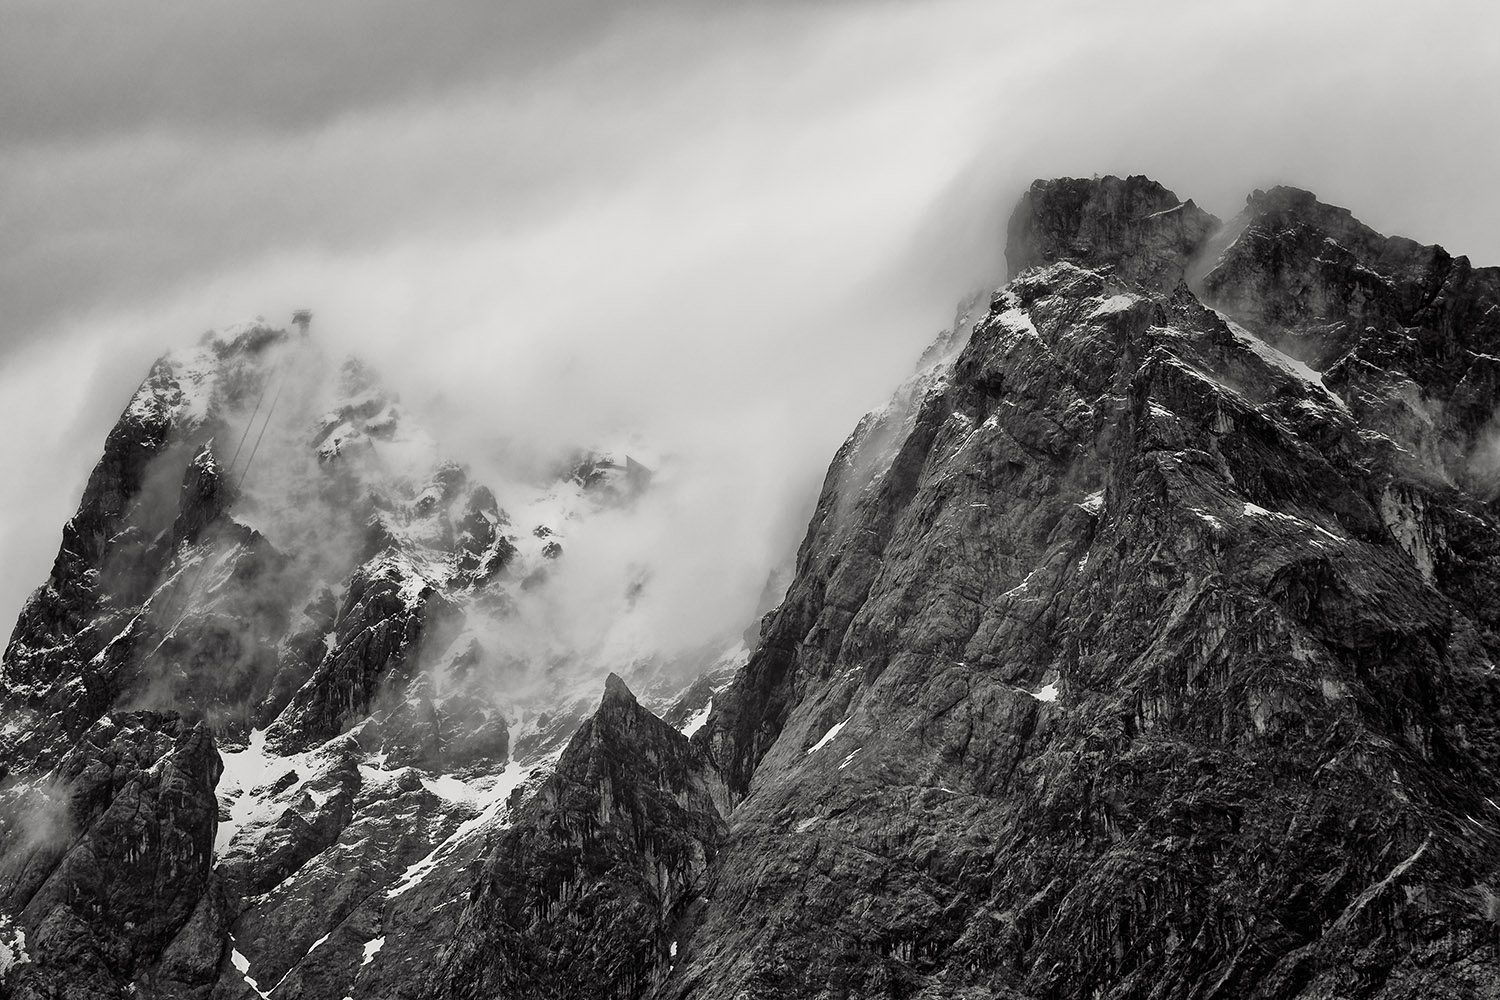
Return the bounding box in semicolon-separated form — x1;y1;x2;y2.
2;0;1498;645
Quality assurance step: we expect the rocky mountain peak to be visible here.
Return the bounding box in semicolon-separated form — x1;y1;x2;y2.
1243;183;1350;224
0;308;731;996
673;174;1500;999
1004;173;1220;291
7;175;1500;999
1199;181;1500;494
601;671;639;708
1201;184;1471;343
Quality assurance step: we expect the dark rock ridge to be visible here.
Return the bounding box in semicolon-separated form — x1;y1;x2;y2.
1006;174;1220;291
427;675;725;999
1203;185;1500;496
685;176;1500;998
6;175;1500;999
0;322;713;997
0;712;222;996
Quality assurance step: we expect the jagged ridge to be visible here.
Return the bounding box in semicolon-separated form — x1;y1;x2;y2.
6;174;1500;1000
679;176;1500;999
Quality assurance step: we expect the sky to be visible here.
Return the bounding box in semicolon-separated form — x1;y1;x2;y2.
2;0;1499;638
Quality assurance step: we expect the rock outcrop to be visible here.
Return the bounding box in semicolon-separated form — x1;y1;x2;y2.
5;176;1500;999
0;711;222;997
1006;174;1220;291
429;675;725;999
683;177;1500;999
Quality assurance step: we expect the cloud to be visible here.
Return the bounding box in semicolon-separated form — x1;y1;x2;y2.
2;0;1499;648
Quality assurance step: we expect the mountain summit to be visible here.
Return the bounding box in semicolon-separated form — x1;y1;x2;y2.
4;176;1500;998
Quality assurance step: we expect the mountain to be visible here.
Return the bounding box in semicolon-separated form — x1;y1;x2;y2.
0;323;739;998
4;174;1500;998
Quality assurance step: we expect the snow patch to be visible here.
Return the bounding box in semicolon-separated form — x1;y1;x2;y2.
1000;568;1040;600
838;748;862;769
1240;501;1342;542
421;772;493;804
1217;310;1349;412
1190;508;1226;531
805;719;849;755
230;945;270;999
679;699;712;737
1089;294;1141;318
216;729;361;856
996;306;1041;342
0;914;30;978
216;729;289;853
361;936;385;967
1028;682;1060;703
388;757;540;898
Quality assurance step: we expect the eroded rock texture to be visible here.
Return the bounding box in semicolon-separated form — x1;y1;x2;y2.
0;712;222;997
5;176;1500;999
683;177;1500;999
431;675;725;999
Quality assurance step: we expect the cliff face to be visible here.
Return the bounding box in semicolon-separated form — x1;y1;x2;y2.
1;712;222;996
683;177;1500;999
1204;185;1500;493
428;674;726;1000
1005;175;1220;291
4;175;1500;999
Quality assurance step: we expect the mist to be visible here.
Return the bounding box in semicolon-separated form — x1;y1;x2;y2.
3;0;1499;647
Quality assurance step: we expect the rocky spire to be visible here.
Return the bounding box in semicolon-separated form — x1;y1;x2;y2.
1004;174;1220;290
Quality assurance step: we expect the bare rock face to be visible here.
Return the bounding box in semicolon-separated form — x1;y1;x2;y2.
682;178;1500;998
1203;186;1500;498
263;561;433;753
1203;186;1471;349
428;674;726;1000
6;177;1500;1000
1005;174;1220;291
0;712;222;998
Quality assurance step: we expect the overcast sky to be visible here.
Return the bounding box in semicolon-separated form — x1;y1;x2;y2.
3;0;1498;635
